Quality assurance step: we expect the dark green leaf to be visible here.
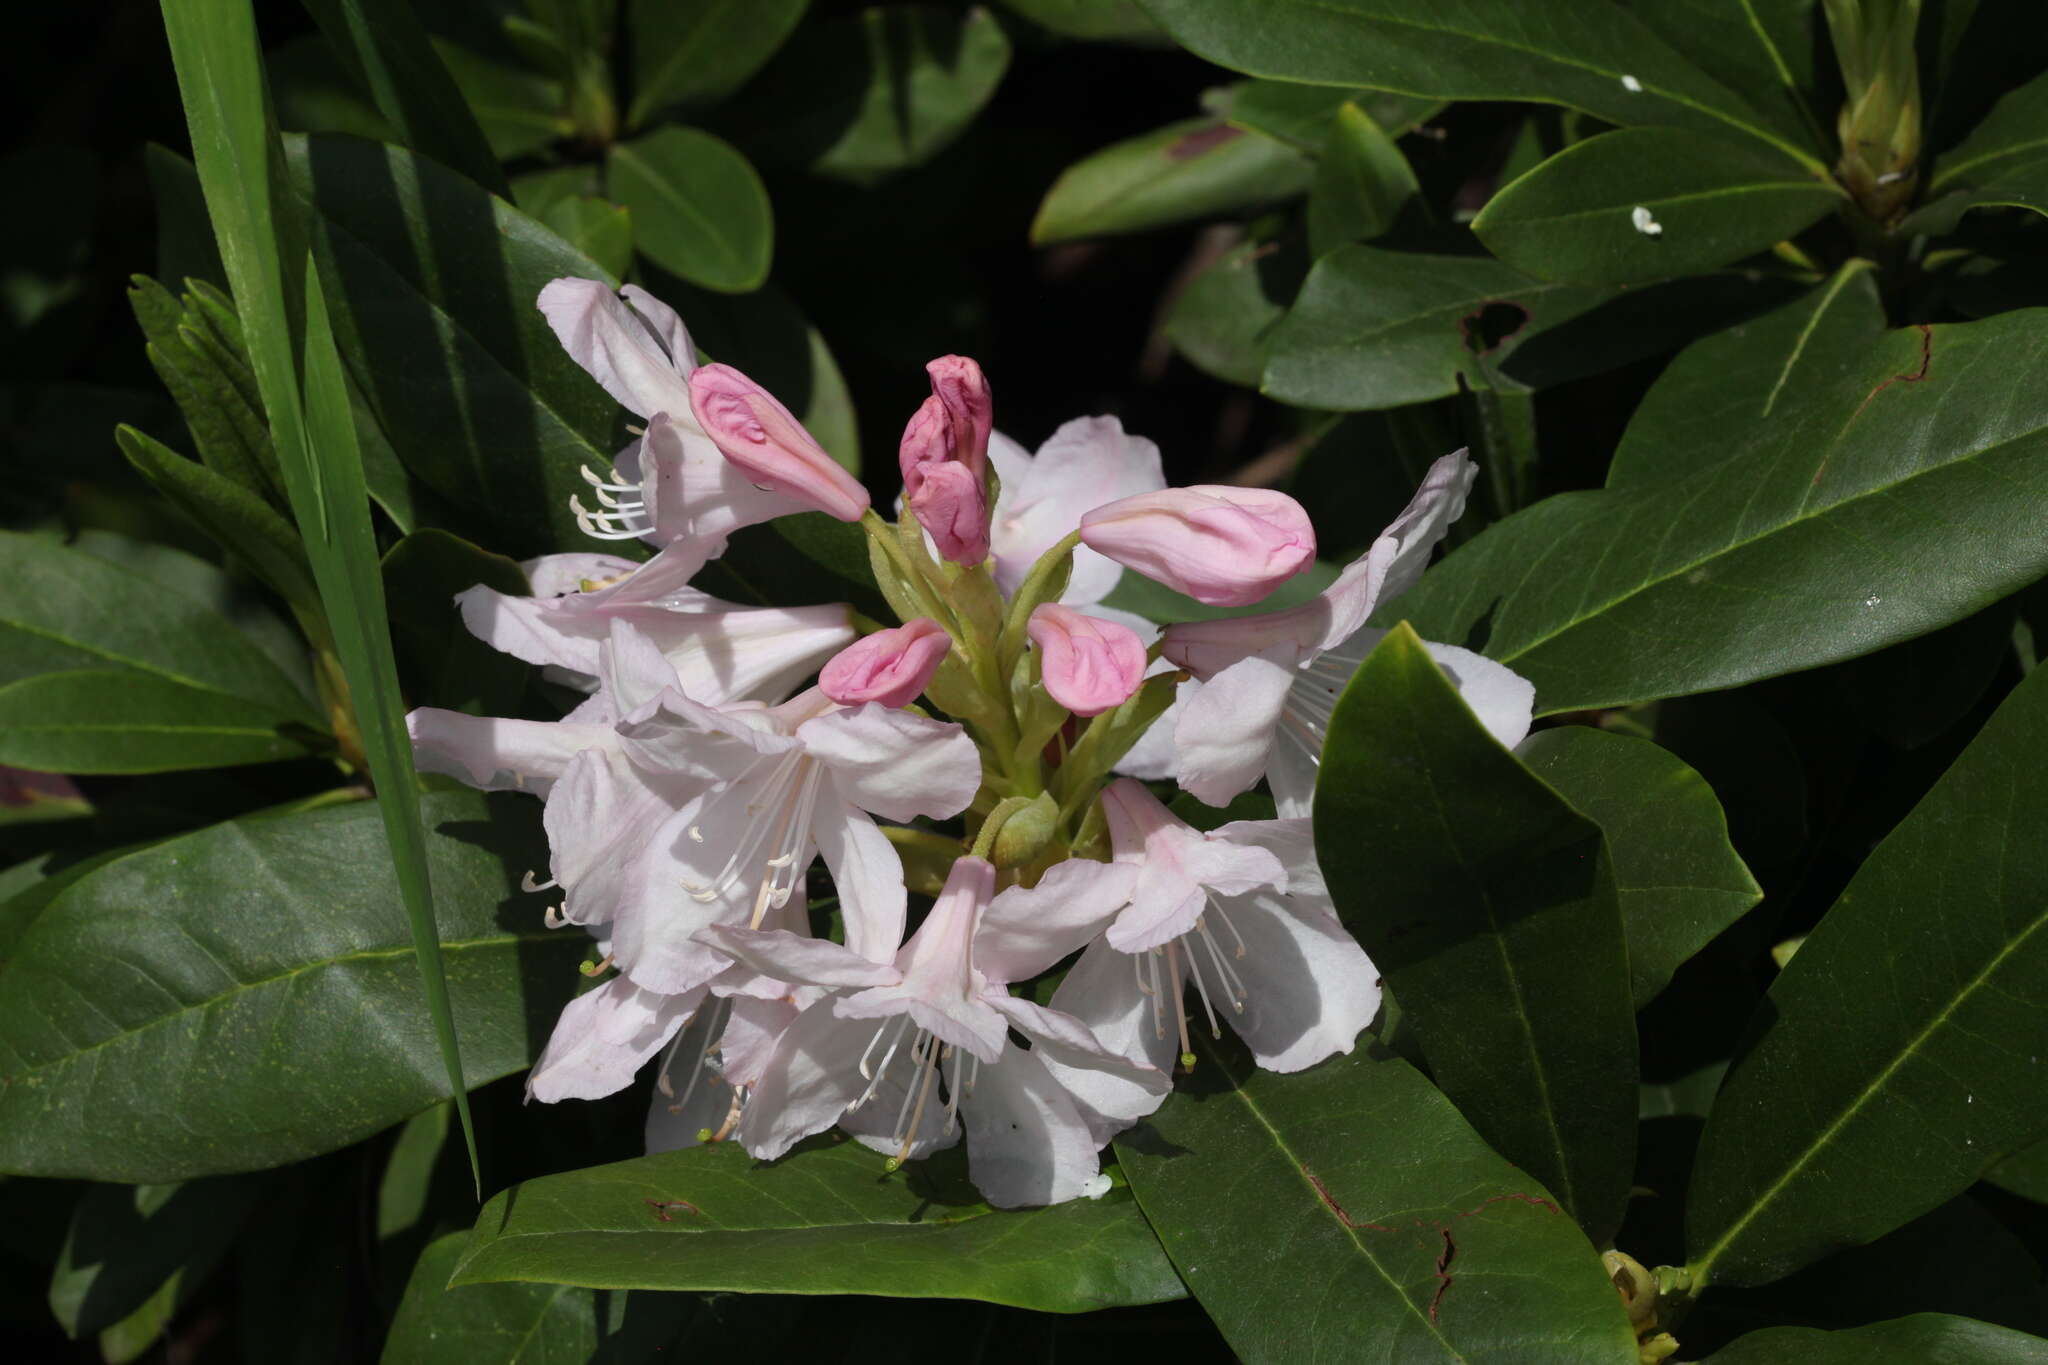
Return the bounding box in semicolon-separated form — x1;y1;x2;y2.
735;6;1012;187
434;39;570;162
377;1102;450;1242
1000;0;1158;40
300;0;510;196
1222;80;1443;153
1161;236;1305;387
1116;1041;1637;1363
115;426;320;617
391;1231;796;1363
627;0;809;124
127;275;282;503
607;127;773;293
0;531;316;722
1032;118;1312;244
284;131;621;556
143;142;226;291
1315;625;1637;1241
1473;127;1839;285
1704;1314;2048;1362
1519;726;1761;1009
533;196;634;280
0;792;581;1182
1931;68;2048;202
1617;0;1827;155
381;528;530;716
1402;272;2048;711
1686;663;2048;1287
1306;101;1419;255
450;1139;1183;1312
0;670;318;775
48;1177;263;1338
1137;0;1827;171
1261;245;1614;410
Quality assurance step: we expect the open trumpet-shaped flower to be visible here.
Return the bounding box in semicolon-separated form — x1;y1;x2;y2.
1160;450;1535;814
980;780;1381;1139
539;279;844;552
700;856;1166;1207
457;545;854;706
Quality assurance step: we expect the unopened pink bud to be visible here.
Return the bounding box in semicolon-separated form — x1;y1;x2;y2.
898;395;949;499
1079;485;1315;607
925;355;991;479
820;618;952;709
1027;605;1146;717
908;460;991;565
688;362;870;522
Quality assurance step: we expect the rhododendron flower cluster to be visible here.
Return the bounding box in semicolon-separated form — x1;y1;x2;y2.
408;279;1534;1207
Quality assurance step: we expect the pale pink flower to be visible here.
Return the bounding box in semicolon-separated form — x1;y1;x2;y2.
701;856;1165;1206
978;780;1381;1139
1079;486;1315;608
690;363;869;522
985;417;1164;608
1027;604;1145;717
820;618;952;709
1160;451;1534;814
538;279;808;552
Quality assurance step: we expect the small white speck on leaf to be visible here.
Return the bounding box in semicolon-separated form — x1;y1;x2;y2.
1080;1173;1113;1199
1864;594;1882;608
1621;74;1643;92
1631;206;1662;237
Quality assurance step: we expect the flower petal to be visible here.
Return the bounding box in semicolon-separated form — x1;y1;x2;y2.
407;707;612;796
537;277;693;419
1044;936;1181;1135
644;1001;734;1153
814;805;908;965
977;857;1137;984
1171;647;1299;809
799;704;982;823
543;746;707;927
621;283;698;379
696;924;900;989
963;1043;1108;1207
988;416;1165;603
737;999;872;1161
1426;640;1536;752
526;976;702;1102
1207;890;1381;1073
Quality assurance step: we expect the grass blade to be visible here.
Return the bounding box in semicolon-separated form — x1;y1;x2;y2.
157;0;482;1192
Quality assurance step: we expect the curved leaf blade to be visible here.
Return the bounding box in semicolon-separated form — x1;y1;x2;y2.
607;127;773;294
1687;663;2048;1287
1032;118;1311;245
1116;1041;1637;1363
1474;127;1839;285
1401;279;2048;711
1518;726;1761;1009
1705;1314;2048;1363
628;0;810;125
0;793;580;1182
1314;625;1637;1242
0;669;317;774
450;1139;1184;1313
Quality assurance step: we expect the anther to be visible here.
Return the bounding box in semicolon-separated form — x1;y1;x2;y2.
521;870;558;893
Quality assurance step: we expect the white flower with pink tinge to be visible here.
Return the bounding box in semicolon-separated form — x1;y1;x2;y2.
1160;449;1536;816
700;856;1168;1207
979;780;1382;1140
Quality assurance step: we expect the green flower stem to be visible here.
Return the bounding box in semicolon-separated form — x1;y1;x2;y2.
997;529;1081;675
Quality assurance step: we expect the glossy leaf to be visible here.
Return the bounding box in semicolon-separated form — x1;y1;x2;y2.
533;196;633;280
1223;80;1443;153
0;669;317;775
0;531;316;722
1000;0;1157;40
1705;1314;2048;1362
1687;663;2048;1288
49;1177;263;1338
386;1232;704;1363
1473;127;1839;285
300;0;508;196
283;131;621;556
1306;101;1418;255
451;1138;1184;1313
1162;236;1305;387
627;0;809;124
1930;69;2048;204
0;792;581;1182
1519;726;1761;1009
1032;118;1312;244
1262;245;1613;411
1401;271;2048;711
1116;1041;1637;1363
737;6;1012;187
377;1102;450;1243
1314;625;1637;1242
607;127;773;294
1137;0;1827;172
1619;0;1827;155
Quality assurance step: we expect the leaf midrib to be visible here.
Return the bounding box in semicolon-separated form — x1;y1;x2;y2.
611;140;757;281
0;615;308;722
1488;179;1838;232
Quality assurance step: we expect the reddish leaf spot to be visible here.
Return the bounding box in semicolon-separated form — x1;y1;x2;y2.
1459;1192;1562;1218
1840;322;1934;436
1459;299;1531;356
645;1198;699;1222
1429;1227;1457;1321
1302;1168;1391;1231
1168;124;1242;160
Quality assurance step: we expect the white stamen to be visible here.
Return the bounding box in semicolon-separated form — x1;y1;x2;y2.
542;904;570;929
688;826;705;843
521;869;558;893
1631;205;1663;237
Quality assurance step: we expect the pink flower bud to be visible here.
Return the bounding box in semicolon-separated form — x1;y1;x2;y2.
1026;605;1146;717
819;618;952;709
898;394;948;499
1079;485;1315;607
908;460;991;565
688;362;869;522
925;355;991;479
